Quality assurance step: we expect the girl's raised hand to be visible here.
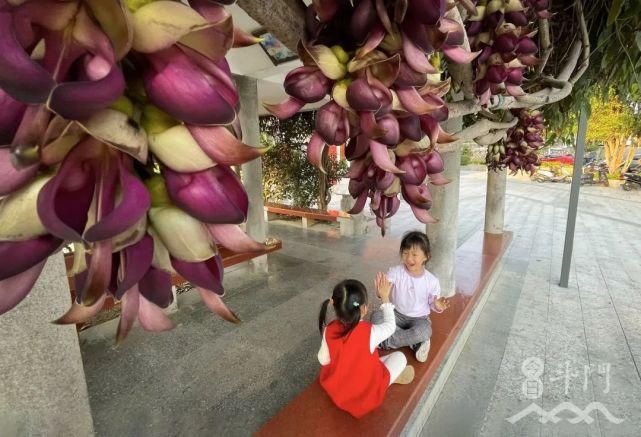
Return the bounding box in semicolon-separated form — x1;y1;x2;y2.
375;272;392;303
434;297;450;312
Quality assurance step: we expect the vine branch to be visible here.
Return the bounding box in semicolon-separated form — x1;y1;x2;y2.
536;16;552;74
447;118;519;148
570;0;590;84
447;0;591;119
445;5;476;100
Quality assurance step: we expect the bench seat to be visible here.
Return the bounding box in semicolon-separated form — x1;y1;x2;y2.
264;202;359;233
66;239;283;329
264;202;350;220
257;231;512;436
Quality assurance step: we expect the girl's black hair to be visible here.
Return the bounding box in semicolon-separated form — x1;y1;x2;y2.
400;231;431;264
318;279;368;338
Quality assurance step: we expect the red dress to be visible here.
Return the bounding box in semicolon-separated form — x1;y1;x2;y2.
319;320;391;418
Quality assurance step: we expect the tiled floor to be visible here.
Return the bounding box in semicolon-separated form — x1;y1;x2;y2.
423;174;641;437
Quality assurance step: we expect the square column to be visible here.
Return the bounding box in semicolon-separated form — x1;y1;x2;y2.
0;255;94;435
236;75;268;272
484;168;507;234
426;119;462;298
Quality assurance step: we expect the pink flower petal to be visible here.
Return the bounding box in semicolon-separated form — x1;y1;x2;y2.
410;203;438;224
307;132;327;173
442;45;481;64
54;293;107;325
116;286;140;344
370;139;404;174
207;224;265;253
263;96;305;119
137;293;175;332
197;286;240;323
348;190;369;215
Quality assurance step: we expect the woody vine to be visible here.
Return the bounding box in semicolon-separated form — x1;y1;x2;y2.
6;0;640;341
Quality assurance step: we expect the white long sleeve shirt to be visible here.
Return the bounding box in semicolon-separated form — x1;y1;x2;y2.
317;302;396;365
386;265;443;317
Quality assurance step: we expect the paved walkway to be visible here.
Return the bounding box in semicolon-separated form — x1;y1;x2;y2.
423;173;641;437
78;172;641;436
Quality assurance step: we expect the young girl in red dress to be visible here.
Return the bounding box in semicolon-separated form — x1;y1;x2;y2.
317;273;415;418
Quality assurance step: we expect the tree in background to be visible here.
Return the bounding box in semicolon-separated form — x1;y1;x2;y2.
585;95;640;146
549;92;640;176
586;94;639;177
551;92;641;147
603;135;637;178
260;113;347;209
544;0;641;149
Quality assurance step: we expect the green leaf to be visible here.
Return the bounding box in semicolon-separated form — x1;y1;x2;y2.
607;0;624;26
635;31;641;52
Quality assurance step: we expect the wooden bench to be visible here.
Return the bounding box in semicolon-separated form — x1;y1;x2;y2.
264;202;368;236
264;202;349;227
257;231;512;436
66;239;282;329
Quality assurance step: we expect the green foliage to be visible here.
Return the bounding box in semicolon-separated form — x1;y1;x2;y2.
607;0;624;26
460;144;472;166
260;113;347;209
547;91;641;147
585;94;640;144
544;0;641;136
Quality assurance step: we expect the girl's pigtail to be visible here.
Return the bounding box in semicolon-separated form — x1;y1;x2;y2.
318;299;331;336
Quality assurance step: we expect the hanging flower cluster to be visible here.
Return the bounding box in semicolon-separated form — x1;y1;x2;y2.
466;0;549;104
266;0;481;235
486;108;544;173
0;0;264;341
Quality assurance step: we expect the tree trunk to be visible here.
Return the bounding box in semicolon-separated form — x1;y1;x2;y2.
318;148;330;211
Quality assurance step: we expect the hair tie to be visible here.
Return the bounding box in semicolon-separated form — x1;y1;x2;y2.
352;301;360;308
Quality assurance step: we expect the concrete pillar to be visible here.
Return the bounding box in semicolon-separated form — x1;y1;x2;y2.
0;255;94;436
484;168;507;234
338;194;368;236
426;118;462;298
301;217;315;228
236;75;268;272
167;286;179;314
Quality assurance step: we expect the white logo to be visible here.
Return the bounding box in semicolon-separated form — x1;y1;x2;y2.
521;357;544;399
506;402;624;424
506;357;624;425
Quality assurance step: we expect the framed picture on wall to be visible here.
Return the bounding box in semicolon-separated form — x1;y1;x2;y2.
253;29;298;65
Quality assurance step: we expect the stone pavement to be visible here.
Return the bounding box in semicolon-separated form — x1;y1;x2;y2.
78;171;641;436
422;173;641;437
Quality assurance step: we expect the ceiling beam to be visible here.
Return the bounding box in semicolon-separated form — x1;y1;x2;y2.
236;0;306;52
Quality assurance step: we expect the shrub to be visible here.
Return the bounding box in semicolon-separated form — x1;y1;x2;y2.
461;145;472;166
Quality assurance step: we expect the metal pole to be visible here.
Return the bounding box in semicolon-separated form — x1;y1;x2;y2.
559;107;588;287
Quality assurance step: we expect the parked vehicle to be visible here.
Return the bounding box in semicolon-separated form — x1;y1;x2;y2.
628;152;641;172
531;169;571;183
583;151;597;165
540;154;575;165
581;161;609;186
622;167;641;191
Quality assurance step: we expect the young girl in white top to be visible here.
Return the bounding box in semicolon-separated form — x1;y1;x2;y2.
371;231;450;363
